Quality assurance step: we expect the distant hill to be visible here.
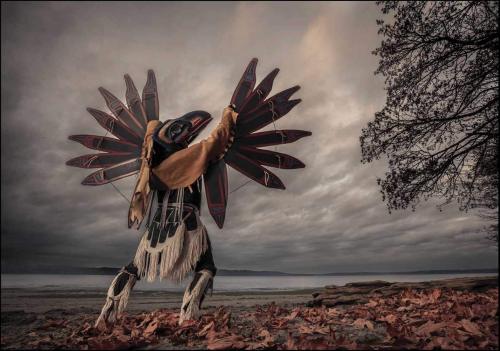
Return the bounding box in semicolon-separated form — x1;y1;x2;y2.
2;266;496;276
39;267;297;276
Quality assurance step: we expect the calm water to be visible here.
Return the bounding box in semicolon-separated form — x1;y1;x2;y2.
1;273;496;292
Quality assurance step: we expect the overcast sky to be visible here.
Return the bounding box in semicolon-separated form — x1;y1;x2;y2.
1;1;497;274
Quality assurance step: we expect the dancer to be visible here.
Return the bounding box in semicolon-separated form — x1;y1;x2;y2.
66;58;311;327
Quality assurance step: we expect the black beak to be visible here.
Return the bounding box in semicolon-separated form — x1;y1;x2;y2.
181;111;213;143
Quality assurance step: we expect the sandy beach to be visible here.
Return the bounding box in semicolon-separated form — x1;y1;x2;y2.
1;277;498;350
1;287;316;314
1;288;314;349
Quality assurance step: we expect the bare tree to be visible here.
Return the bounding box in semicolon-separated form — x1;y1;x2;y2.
475;167;499;243
360;1;498;240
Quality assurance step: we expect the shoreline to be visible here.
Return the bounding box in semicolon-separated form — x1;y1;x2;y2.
1;287;317;314
1;276;497;350
2;275;497;314
2;272;497;292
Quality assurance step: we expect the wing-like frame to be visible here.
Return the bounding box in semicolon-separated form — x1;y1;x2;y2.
68;70;159;187
203;59;311;227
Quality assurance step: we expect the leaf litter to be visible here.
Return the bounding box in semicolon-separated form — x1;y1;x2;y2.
1;287;497;350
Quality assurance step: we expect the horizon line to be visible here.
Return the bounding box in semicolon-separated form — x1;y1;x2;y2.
1;266;498;276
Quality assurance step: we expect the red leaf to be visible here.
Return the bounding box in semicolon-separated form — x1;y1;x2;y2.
431;288;442;302
286;333;297;350
198;321;215;337
416;321;447;336
143;320;159;337
381;314;398;325
353;318;374;330
258;328;274;345
460;319;482;336
288;309;300;320
207;334;246;350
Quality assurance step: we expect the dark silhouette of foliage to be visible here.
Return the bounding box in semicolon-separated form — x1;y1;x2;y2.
361;1;498;238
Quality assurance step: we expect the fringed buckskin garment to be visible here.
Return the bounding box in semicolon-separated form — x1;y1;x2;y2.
66;59;311;328
96;110;235;327
133;200;209;283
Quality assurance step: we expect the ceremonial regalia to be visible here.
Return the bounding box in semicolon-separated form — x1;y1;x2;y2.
67;59;311;326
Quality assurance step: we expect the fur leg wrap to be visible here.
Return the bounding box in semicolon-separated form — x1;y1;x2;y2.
179;269;214;325
95;267;137;327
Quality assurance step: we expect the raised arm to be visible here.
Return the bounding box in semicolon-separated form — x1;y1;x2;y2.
151;107;238;189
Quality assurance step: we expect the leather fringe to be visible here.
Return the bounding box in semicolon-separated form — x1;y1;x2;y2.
133;220;208;283
95;270;137;326
179;269;213;325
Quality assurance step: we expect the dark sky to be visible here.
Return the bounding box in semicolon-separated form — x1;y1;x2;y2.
1;1;497;274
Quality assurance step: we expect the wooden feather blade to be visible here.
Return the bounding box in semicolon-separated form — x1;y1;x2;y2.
237;99;302;136
98;87;145;136
239;85;301;121
66;152;138;169
203;159;228;229
142;69;159;121
268;85;301;104
230;58;258;111
238;129;312;147
81;158;141;185
225;150;285;190
234;144;305;169
68;134;141;154
238;68;279;116
124;74;148;129
86;108;143;145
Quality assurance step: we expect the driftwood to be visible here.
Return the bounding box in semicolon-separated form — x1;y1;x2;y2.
308;276;498;307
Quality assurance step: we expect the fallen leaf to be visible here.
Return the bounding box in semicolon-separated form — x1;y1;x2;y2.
298;325;315;334
286;333;297;350
131;328;142;338
431;288;442;301
327;308;341;317
313;325;331;335
207;334;246;350
115;334;131;343
179;319;197;329
143;320;159;337
258;329;273;342
460;319;482;336
417;321;447;336
288;309;300;320
396;305;414;312
382;314;398;325
198;320;215;337
353;318;374;330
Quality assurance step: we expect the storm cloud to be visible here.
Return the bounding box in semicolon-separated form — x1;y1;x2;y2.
1;1;497;274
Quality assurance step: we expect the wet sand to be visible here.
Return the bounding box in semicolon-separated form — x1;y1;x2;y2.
1;287;316;314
